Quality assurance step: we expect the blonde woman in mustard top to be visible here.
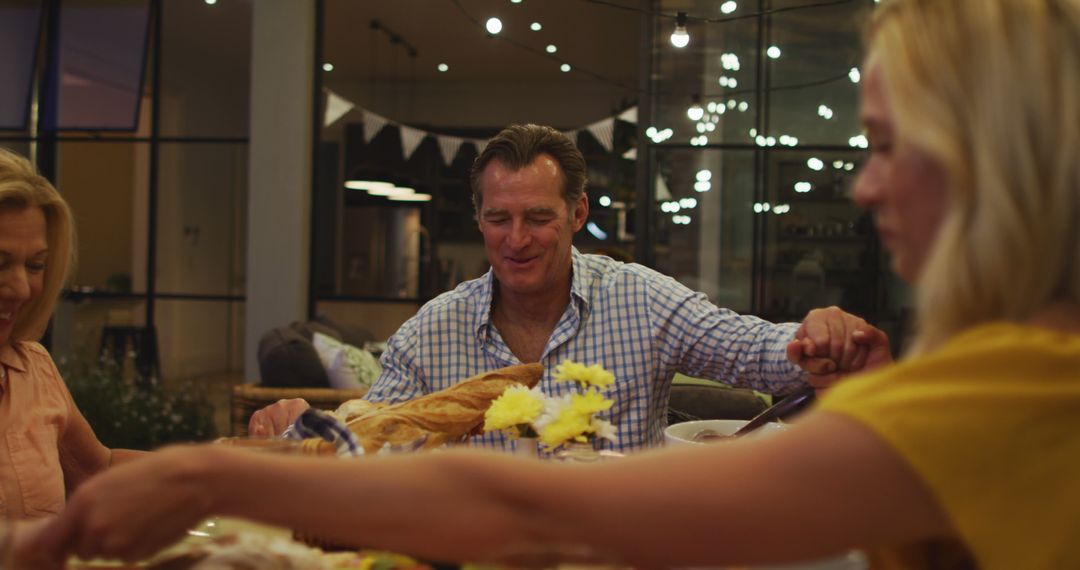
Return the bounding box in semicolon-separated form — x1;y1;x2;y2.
0;149;141;521
23;0;1080;568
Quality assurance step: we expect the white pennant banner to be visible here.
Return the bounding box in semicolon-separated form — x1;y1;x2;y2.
437;135;466;166
399;125;427;159
362;109;390;143
324;89;355;127
469;138;490;154
586;118;615;151
617;106;638;124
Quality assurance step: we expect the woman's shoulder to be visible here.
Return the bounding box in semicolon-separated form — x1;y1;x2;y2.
9;340;61;375
12;340;53;360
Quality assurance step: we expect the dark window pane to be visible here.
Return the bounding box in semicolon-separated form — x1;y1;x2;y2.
51;297;147;367
765;1;872;146
653;148;756;313
156;143;248;296
761;149;876;321
57;140;149;293
0;1;42;130
54;0;150;130
155;299;244;437
160;0;250;137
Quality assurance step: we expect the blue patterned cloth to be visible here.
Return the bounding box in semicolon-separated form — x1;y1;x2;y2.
285;409;363;457
364;250;805;451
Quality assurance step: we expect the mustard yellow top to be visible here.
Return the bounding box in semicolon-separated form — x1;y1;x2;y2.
818;322;1080;570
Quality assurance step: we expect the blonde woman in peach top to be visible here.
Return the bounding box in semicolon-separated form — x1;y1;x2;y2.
0;148;140;520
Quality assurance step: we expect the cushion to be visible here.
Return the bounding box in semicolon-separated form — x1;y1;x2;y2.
257;326;331;388
289;320;341;342
311;332;382;390
313;314;376;348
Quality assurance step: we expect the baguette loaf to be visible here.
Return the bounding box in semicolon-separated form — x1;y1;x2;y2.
319;362;544;454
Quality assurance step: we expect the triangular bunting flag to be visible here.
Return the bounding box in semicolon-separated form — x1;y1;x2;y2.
586;118;615;151
617;106;638;124
656;172;672;201
399;125;427;159
324;89;355;127
470;138;490;154
436;135;466;166
362;109;390;143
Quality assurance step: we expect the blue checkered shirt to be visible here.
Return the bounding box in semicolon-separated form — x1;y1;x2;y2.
365;250;805;451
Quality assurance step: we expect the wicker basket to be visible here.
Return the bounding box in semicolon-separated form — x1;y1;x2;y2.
230;384;368;436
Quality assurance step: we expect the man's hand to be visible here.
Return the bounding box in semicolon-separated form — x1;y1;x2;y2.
248;398;311;436
786;306;893;389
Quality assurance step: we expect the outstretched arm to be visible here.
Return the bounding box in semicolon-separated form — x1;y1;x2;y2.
27;412;950;567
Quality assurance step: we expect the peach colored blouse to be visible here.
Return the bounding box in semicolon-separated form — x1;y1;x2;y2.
0;341;79;518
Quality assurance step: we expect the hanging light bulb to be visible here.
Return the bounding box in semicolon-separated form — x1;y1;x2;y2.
670;12;690;48
687;94;704;121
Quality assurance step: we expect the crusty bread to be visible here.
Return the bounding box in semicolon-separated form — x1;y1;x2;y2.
314;362;543;454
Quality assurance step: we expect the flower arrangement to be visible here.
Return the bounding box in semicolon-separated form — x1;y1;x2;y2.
483;360;618;451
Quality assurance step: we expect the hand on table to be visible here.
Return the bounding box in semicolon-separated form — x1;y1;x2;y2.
786;306;893;389
248;398;311;437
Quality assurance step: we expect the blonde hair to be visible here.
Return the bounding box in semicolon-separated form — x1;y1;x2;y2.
868;0;1080;355
0;148;76;342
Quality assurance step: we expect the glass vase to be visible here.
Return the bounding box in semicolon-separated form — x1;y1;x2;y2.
554;441;602;463
514;436;539;459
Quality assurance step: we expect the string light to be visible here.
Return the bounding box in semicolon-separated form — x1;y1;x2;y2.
794;182;813;193
720;1;737;14
560;63;571;72
546;44;557;53
485;17;503;34
599;195;612;207
849;67;861;83
670;12;690;48
437;63;449;72
687;94;704;121
322;62;334;72
530;22;542;31
766;45;782;59
807;157;824;171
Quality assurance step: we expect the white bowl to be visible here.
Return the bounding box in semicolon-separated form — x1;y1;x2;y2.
664;419;786;446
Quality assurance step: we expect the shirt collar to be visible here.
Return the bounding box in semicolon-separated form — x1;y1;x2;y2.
0;342;30;373
473;247;591;342
568;247;591;315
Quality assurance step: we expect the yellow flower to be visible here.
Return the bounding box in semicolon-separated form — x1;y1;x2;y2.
539;407;592;448
483;385;545;434
553;360;615;388
570;390;614;416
